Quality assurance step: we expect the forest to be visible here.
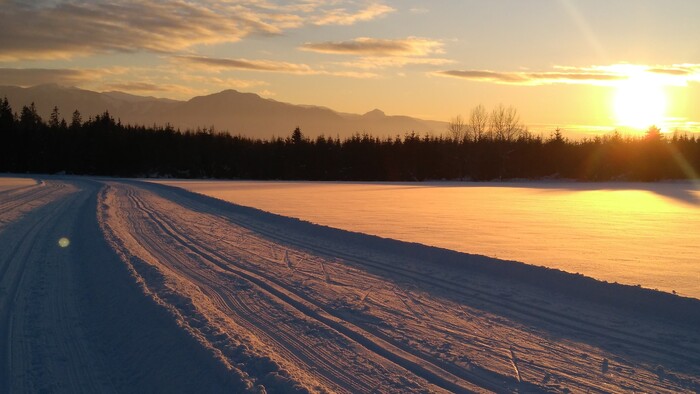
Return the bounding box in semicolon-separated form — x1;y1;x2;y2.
1;98;699;182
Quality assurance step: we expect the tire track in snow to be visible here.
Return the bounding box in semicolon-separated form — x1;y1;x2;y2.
138;180;700;392
116;186;366;393
126;194;524;391
0;180;56;214
231;222;700;391
124;187;485;392
120;186;457;393
0;200;65;392
0;181;72;231
2;177;260;393
203;200;700;367
113;184;491;393
0;185;107;393
93;180;700;393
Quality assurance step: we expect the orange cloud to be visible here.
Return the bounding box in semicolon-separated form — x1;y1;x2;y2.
313;4;394;26
436;64;700;86
175;56;316;74
0;68;101;86
100;82;171;93
175;56;379;79
301;37;444;57
0;1;396;61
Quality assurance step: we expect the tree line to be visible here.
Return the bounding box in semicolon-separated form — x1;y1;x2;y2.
1;98;699;182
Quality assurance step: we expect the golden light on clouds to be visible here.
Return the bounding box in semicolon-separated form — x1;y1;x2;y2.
438;63;699;131
605;64;692;130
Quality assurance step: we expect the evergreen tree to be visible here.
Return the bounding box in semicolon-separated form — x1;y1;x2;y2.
70;109;82;129
19;102;42;131
290;127;304;144
0;97;14;131
49;106;61;129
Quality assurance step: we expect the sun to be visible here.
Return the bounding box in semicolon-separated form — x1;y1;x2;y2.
614;73;667;130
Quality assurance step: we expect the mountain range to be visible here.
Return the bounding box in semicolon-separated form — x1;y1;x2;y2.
0;85;447;139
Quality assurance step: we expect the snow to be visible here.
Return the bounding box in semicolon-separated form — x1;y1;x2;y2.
154;180;700;299
0;177;37;192
2;175;699;393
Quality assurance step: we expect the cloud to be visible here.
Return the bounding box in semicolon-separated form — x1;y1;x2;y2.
0;68;99;86
94;64;273;98
646;64;700;77
101;82;170;92
0;1;395;61
301;36;450;70
437;69;626;85
301;37;443;57
175;56;316;74
434;64;700;86
338;57;454;70
174;55;379;78
176;75;269;90
98;81;209;97
313;4;394;26
326;70;379;79
0;1;259;61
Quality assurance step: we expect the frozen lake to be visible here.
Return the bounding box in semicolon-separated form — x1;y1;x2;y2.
156;180;700;299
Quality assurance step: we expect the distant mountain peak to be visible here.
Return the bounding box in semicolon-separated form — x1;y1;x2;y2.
364;108;386;118
218;89;243;95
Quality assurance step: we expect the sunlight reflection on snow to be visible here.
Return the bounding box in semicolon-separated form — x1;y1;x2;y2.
155;180;700;298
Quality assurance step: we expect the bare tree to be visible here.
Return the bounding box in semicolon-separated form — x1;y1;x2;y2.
469;104;488;141
447;115;466;141
489;104;522;141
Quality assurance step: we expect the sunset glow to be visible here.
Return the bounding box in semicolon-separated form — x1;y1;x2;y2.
1;1;700;133
614;73;668;130
2;2;700;390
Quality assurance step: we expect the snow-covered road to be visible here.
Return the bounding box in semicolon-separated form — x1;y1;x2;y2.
1;176;699;393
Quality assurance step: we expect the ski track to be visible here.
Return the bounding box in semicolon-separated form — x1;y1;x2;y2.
1;175;699;393
0;179;76;231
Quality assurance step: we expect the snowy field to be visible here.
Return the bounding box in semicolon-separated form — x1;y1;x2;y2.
1;175;699;393
155;180;700;299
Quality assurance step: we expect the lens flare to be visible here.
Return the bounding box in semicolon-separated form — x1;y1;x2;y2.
58;237;70;248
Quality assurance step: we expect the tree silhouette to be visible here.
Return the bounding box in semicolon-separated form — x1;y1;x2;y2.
19;102;42;131
448;115;466;142
0;97;14;131
645;125;663;141
0;97;697;182
489;104;523;141
290;127;304;144
469;104;488;141
70;110;82;129
49;106;61;129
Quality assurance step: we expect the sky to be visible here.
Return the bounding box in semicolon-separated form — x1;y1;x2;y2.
2;0;700;134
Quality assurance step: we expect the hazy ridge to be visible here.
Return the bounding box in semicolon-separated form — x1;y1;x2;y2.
0;84;447;139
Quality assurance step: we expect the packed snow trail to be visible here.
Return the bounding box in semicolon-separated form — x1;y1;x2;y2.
1;176;699;393
0;178;249;393
100;179;700;393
